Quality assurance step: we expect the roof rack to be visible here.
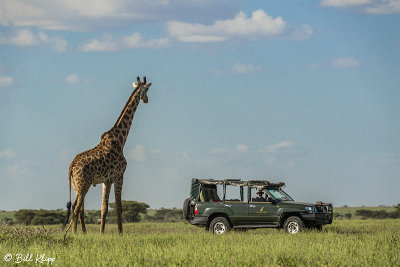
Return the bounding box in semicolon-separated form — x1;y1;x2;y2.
192;178;285;188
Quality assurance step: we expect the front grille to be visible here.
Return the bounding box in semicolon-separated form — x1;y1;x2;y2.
315;204;333;214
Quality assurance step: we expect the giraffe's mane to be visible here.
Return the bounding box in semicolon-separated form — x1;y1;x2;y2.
112;85;141;129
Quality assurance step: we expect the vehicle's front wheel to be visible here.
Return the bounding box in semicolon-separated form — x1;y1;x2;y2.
283;216;303;234
209;217;231;235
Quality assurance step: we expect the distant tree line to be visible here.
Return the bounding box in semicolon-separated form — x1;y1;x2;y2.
335;204;400;220
10;201;184;226
355;208;399;219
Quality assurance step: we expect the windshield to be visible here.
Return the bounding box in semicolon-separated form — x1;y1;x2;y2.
267;188;293;201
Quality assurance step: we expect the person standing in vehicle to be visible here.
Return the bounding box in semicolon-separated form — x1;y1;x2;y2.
255;190;267;202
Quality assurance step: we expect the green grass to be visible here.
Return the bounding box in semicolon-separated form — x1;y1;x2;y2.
1;220;399;266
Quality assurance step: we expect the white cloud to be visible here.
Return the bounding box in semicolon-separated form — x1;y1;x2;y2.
321;0;372;7
0;28;67;51
211;62;262;76
321;0;400;14
38;31;68;52
167;9;312;43
0;76;14;87
311;58;360;70
236;144;248;152
123;33;168;48
178;35;226;43
0;148;17;159
65;74;80;84
0;0;144;30
0;28;39;46
79;33;168;52
231;63;262;74
64;73;91;85
331;57;360;68
128;145;146;162
0;0;240;31
364;0;400;14
79;36;118;52
264;141;295;153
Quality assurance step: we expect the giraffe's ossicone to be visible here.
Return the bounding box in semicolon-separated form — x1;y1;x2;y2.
63;76;152;239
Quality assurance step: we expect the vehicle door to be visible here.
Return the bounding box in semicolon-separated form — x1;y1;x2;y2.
248;188;278;225
223;185;248;224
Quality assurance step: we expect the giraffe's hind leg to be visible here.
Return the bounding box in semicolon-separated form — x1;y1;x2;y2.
63;196;78;240
100;182;112;234
72;194;84;233
79;201;86;233
114;180;123;234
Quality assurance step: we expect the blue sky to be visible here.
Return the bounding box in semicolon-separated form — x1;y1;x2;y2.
0;0;399;210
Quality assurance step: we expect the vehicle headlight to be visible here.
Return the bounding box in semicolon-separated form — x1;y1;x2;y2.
305;206;314;213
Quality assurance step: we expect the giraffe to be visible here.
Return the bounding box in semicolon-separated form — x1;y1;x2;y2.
63;76;151;239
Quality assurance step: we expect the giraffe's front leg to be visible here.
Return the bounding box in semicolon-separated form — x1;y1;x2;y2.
100;182;112;234
114;180;123;234
79;201;86;233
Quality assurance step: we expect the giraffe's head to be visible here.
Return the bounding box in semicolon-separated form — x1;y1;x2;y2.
133;76;152;103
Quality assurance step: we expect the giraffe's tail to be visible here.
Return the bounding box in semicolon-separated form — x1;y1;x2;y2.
62;168;73;230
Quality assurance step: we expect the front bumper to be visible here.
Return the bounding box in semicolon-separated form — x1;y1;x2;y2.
190;216;208;226
302;213;333;225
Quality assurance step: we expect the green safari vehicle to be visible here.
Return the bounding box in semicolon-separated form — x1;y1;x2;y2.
183;178;333;234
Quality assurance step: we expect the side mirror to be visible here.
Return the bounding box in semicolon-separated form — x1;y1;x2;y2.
267;197;277;204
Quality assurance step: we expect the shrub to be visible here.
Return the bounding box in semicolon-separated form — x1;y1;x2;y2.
14;209;64;225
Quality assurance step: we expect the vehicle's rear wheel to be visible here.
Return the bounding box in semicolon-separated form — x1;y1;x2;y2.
209;217;231;235
182;198;191;221
283;216;304;234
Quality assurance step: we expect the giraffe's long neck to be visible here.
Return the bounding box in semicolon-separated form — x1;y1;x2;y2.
112;87;141;148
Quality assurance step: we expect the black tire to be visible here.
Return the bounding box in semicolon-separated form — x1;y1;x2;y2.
209;217;231;235
283;216;304;234
182;198;191;221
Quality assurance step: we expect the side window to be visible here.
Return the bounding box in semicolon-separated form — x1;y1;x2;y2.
199;184;222;202
250;188;269;202
225;186;248;202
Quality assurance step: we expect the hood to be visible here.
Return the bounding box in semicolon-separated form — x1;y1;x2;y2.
279;201;314;206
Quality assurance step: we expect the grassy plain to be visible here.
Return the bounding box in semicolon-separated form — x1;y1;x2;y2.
1;219;399;266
